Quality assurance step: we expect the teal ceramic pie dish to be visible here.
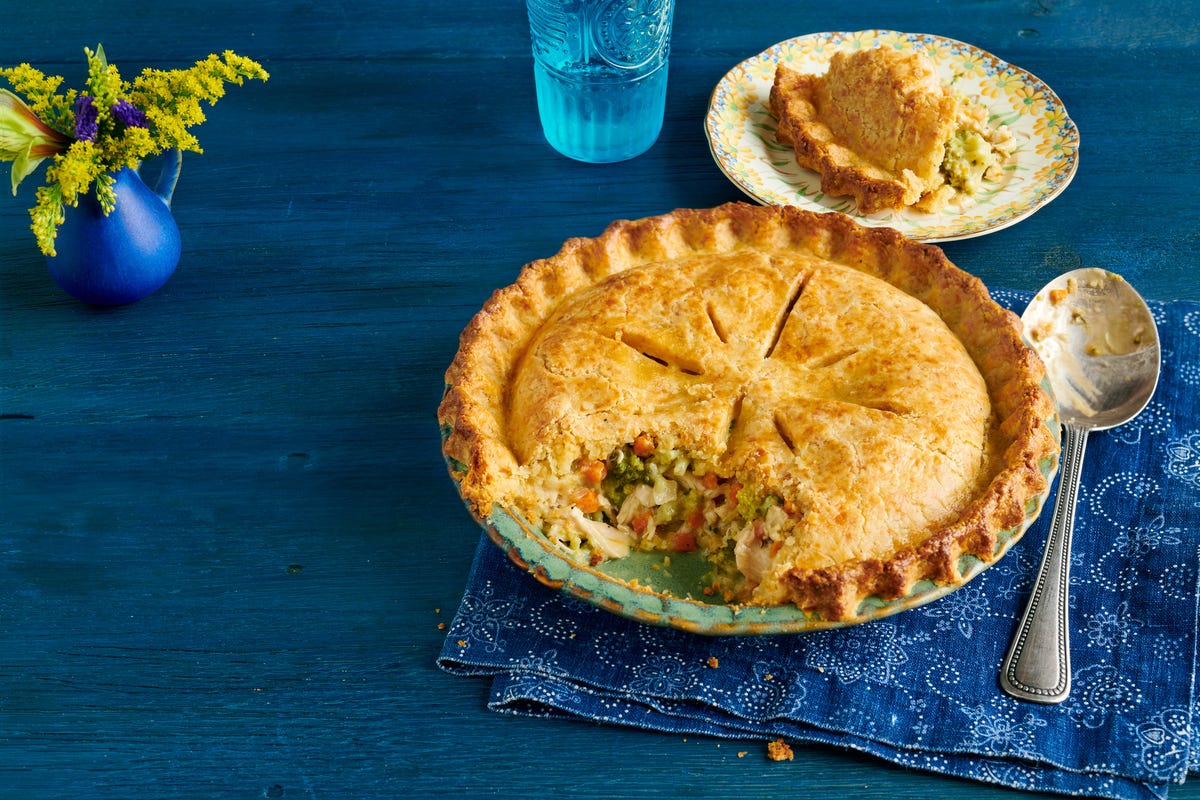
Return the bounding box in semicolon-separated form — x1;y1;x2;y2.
437;205;1061;636
440;393;1060;636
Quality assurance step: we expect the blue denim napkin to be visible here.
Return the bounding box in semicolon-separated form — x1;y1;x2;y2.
438;294;1200;800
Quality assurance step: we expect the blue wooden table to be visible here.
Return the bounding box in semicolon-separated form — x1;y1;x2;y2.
1;1;1197;797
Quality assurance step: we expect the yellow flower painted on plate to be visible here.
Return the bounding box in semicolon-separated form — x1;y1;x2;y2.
774;43;805;66
1011;85;1042;112
1001;199;1027;217
843;32;877;51
918;41;953;62
878;32;912;52
981;69;1019;100
715;111;740;132
956;57;988;79
750;61;775;81
1034;107;1069;137
1036;136;1077;160
1031;160;1069;185
803;38;835;61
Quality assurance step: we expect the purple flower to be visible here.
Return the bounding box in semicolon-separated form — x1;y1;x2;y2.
111;99;148;128
73;95;98;141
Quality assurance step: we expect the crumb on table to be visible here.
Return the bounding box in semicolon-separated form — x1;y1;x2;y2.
767;738;794;761
706;656;719;669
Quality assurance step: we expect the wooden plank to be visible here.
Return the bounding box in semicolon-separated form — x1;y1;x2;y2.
2;1;1198;798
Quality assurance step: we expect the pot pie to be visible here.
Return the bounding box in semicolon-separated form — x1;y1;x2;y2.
769;47;1015;214
439;203;1058;622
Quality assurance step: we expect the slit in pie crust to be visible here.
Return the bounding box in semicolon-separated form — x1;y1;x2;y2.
439;203;1059;622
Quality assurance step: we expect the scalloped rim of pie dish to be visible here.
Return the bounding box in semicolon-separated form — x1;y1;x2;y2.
439;203;1060;629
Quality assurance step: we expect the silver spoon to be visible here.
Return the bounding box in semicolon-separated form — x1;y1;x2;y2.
999;268;1160;704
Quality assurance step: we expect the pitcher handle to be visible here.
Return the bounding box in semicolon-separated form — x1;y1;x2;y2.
137;148;182;207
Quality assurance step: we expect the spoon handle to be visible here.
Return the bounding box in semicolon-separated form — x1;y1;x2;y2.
999;422;1088;704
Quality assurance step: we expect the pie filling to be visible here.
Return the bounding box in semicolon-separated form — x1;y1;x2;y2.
919;104;1014;212
552;434;789;601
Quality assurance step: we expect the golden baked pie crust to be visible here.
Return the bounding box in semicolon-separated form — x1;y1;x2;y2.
769;49;960;214
439;203;1058;621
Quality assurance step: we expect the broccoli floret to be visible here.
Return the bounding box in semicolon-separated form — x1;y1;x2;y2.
602;447;654;507
735;484;779;523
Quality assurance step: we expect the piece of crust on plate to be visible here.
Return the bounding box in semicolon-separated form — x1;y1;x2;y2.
769;47;1013;214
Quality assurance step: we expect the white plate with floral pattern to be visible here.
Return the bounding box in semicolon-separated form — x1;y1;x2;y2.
704;31;1079;242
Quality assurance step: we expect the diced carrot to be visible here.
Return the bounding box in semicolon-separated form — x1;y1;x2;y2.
671;531;698;552
632;432;656;458
728;482;742;504
579;459;607;484
570;487;600;514
685;509;705;530
701;472;719;490
631;510;652;534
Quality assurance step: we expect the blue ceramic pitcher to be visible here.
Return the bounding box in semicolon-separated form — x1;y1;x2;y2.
46;149;182;306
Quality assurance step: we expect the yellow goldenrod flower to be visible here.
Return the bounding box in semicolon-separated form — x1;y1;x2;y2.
2;45;268;254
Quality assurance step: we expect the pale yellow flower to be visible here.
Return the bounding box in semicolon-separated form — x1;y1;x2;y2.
1036;136;1077;160
750;61;775;81
1034;107;1069;137
956;57;987;79
843;32;876;51
0;88;71;194
1011;85;1041;112
878;33;911;52
919;42;952;62
981;70;1019;100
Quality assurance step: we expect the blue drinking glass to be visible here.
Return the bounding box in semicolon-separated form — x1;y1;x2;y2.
526;0;675;163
